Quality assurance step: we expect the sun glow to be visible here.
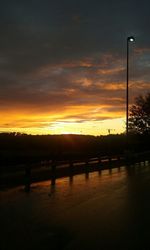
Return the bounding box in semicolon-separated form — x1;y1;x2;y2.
0;117;125;135
50;118;125;135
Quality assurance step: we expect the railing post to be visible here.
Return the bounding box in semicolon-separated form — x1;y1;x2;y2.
24;164;31;192
69;159;74;177
98;157;101;164
51;160;56;186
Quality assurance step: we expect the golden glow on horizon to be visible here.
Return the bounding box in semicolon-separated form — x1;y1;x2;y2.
0;98;126;135
0;54;130;136
1;18;149;138
0;117;125;135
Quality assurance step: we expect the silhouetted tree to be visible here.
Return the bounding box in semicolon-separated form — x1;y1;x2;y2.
129;92;150;134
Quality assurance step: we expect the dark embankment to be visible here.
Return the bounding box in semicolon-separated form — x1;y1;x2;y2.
0;133;150;188
1;133;150;170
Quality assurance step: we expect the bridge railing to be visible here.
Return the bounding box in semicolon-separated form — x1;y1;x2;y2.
1;151;150;190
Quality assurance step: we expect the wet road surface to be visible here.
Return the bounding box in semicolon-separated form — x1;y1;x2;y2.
1;162;150;250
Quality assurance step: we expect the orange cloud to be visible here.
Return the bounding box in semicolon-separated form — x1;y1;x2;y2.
134;47;150;55
1;51;148;135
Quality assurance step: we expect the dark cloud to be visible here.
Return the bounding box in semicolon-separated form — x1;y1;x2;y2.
0;0;150;129
1;0;150;72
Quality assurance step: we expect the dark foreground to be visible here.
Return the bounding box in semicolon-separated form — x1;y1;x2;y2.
1;162;150;250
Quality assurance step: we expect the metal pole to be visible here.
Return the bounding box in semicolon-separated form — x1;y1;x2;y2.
126;38;129;136
126;36;135;136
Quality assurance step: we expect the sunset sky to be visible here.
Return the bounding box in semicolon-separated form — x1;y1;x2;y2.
0;0;150;135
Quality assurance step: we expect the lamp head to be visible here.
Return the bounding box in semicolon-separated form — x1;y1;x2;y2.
127;36;135;42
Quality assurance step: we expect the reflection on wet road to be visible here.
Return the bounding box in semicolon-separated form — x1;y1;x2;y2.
1;162;150;250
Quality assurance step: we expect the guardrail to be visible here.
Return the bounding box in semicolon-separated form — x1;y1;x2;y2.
1;151;150;191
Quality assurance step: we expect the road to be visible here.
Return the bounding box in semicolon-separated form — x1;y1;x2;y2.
1;161;150;250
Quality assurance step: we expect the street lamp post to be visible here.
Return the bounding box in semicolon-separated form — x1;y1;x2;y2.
126;36;135;136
